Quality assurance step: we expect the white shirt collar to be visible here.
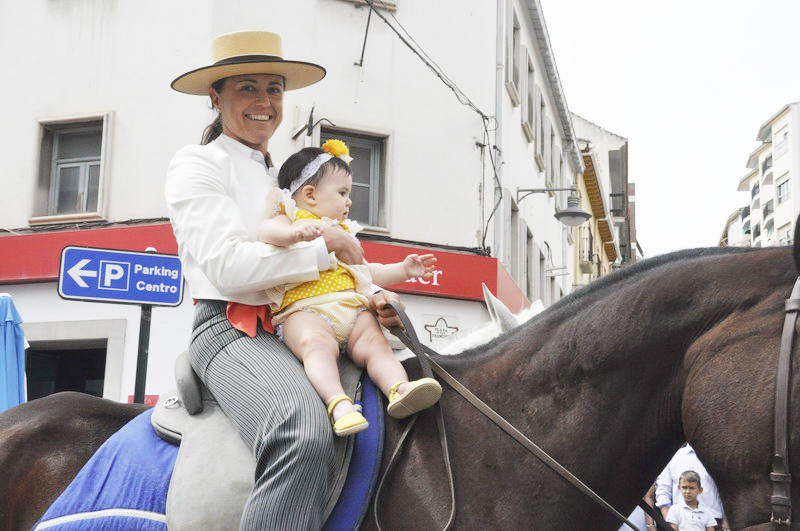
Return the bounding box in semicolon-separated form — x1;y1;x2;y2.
678;499;705;512
216;133;271;166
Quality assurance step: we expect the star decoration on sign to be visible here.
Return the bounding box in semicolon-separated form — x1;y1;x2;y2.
424;317;459;342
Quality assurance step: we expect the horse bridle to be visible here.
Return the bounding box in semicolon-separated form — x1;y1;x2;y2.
378;280;799;530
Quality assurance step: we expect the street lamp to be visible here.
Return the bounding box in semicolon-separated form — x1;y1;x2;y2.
515;187;592;227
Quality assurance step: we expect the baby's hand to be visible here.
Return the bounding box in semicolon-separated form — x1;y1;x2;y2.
403;254;437;280
291;221;323;243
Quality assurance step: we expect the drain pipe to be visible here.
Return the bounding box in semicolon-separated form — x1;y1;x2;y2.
491;0;505;259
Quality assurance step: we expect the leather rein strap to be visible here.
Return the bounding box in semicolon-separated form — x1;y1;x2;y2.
376;302;641;531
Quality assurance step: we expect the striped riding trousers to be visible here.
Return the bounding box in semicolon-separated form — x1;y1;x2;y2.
189;300;336;530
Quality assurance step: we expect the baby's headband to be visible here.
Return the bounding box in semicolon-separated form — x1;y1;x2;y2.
287;139;353;196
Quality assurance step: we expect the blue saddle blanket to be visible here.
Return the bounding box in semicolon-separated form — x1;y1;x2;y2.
34;377;383;530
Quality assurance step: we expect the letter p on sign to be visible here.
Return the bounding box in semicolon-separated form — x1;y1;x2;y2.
99;261;130;291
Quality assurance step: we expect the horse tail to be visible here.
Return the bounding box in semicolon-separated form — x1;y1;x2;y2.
794;215;800;273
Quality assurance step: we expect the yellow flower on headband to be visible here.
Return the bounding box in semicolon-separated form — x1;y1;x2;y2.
322;139;353;164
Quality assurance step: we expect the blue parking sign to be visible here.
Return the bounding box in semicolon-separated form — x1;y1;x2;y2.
58;246;183;306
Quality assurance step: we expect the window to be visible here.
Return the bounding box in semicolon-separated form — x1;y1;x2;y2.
778;178;790;204
510;201;520;282
765;218;774;237
321;129;385;227
778;225;793;246
535;89;546;169
521;50;535;142
37;119;107;218
505;7;522;105
763;199;774;218
753;223;761;239
544;119;553;186
762;155;773;175
525;230;534;298
751;183;760;199
775;129;789;158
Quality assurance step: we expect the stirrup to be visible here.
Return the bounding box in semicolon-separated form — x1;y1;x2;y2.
327;394;368;436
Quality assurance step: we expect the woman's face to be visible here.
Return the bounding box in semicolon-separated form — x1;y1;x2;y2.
210;74;284;154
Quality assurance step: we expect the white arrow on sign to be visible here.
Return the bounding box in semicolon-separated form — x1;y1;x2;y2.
67;259;98;288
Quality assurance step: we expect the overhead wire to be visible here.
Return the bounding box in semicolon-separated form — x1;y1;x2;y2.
362;0;502;253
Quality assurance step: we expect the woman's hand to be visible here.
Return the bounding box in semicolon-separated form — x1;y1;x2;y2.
321;225;364;265
369;290;404;329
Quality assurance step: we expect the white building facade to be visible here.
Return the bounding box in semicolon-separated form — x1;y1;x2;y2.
725;102;800;248
0;0;584;404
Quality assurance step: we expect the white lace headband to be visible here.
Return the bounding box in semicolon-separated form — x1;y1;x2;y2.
287;153;333;195
286;151;353;196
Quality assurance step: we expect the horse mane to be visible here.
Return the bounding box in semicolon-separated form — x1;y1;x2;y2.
436;246;769;364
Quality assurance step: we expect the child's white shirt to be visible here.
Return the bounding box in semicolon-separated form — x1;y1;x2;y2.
665;500;717;530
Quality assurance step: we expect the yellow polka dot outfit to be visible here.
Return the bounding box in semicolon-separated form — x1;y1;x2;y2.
280;209;356;310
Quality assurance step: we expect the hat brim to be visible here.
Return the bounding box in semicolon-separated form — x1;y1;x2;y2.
171;59;326;95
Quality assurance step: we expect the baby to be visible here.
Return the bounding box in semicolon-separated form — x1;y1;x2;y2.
258;140;442;436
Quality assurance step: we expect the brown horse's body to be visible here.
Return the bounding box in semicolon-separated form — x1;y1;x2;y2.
2;246;799;529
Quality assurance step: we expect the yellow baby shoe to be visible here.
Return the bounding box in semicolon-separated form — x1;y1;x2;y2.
327;394;369;436
386;378;442;419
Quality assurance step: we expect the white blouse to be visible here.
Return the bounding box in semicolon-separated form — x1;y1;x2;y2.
165;134;330;305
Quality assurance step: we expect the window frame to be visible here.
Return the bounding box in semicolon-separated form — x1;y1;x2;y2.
320;128;385;228
48;125;103;216
535;88;546;170
521;48;535;142
505;5;522;105
777;178;790;204
31;113;111;225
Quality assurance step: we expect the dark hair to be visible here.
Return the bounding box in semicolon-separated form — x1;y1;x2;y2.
278;147;352;193
679;470;702;487
201;78;227;145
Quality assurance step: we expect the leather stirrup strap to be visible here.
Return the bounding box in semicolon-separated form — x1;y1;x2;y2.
373;305;456;531
382;303;641;531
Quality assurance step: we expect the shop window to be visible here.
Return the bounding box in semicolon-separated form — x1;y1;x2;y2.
321;129;385;227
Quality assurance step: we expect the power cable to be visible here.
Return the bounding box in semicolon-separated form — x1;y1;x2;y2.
362;0;502;252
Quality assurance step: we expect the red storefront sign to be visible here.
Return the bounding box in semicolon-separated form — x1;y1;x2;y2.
0;224;529;312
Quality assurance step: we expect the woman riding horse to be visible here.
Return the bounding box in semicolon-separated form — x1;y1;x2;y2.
165;30;403;529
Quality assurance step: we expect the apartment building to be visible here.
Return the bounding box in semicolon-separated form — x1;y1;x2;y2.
725;102;800;247
570;114;638;287
0;0;587;403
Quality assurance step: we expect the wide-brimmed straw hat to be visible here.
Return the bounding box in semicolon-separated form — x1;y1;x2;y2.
171;31;326;95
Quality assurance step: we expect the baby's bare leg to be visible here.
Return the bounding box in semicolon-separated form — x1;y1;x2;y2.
347;311;408;397
282;311;354;420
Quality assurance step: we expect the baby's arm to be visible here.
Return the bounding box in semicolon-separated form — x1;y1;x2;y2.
367;253;436;286
258;214;322;247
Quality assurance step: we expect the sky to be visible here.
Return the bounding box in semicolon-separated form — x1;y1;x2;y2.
538;0;800;257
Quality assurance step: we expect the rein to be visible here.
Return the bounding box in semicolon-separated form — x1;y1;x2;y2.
375;302;641;531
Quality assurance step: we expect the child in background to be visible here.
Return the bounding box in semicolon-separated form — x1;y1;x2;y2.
665;470;717;531
259;140;442;436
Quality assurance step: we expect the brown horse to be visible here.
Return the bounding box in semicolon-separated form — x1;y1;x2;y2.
2;244;799;530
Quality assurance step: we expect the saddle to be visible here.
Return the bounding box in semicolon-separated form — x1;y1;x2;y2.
151;351;365;530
